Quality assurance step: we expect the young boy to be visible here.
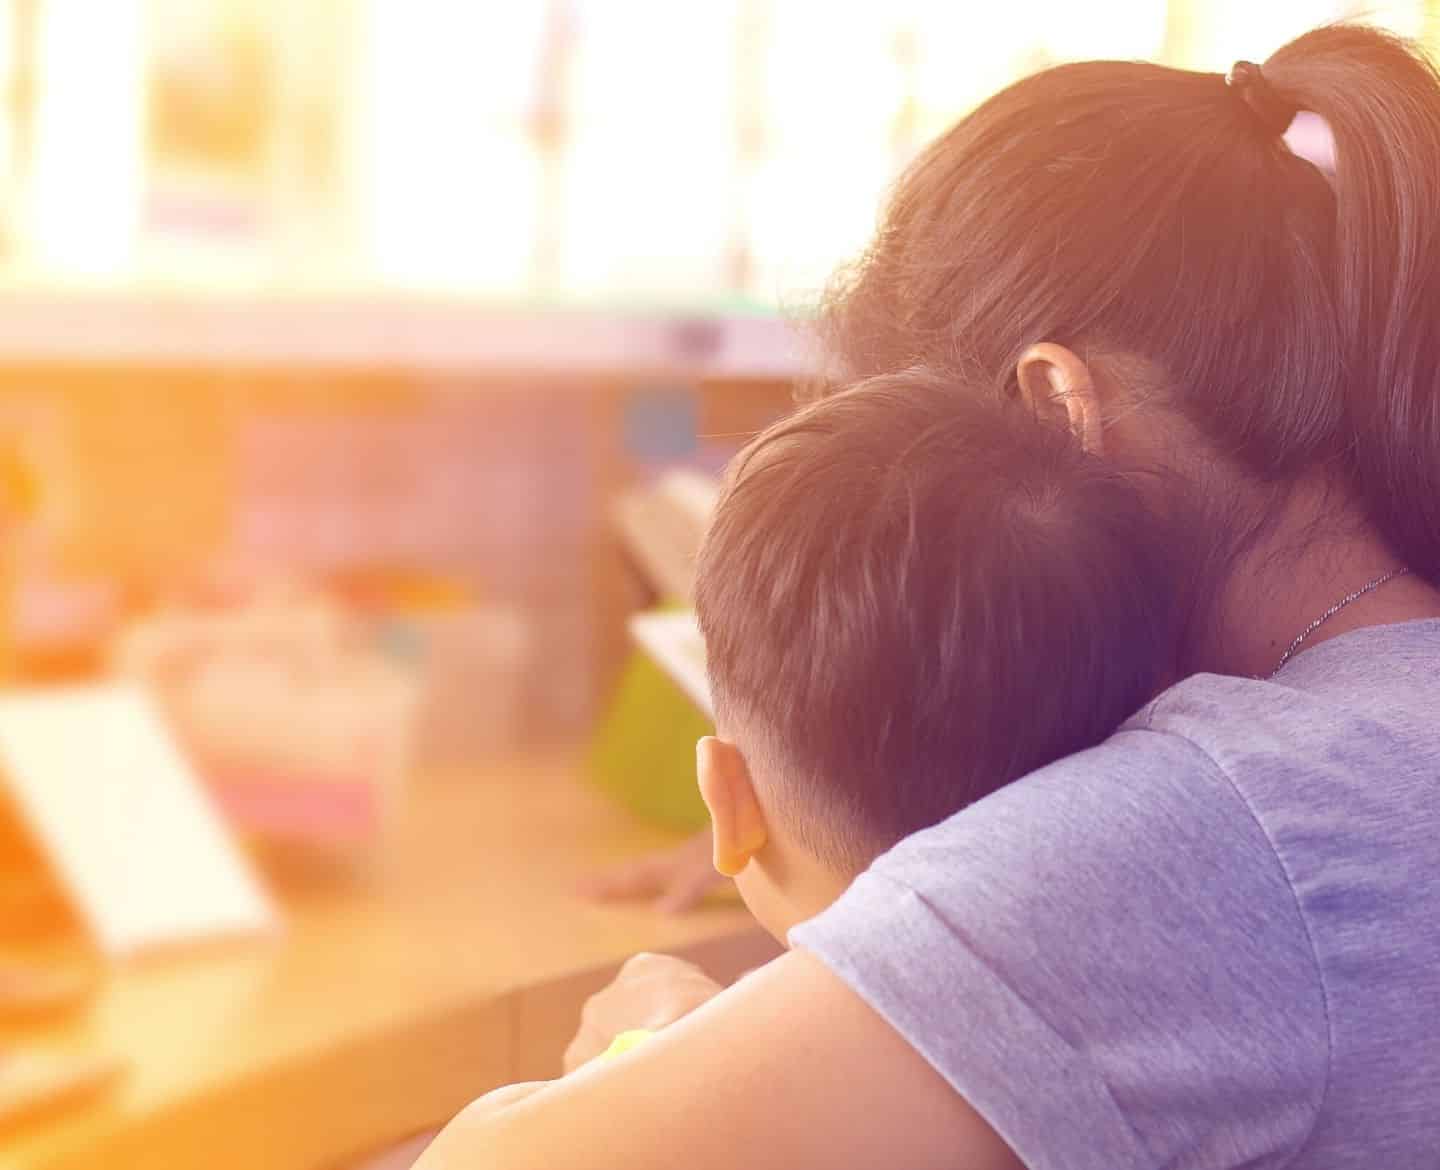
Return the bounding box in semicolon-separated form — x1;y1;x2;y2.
407;370;1184;1161
690;370;1180;941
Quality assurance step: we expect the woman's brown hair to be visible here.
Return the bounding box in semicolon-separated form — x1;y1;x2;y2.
817;24;1440;581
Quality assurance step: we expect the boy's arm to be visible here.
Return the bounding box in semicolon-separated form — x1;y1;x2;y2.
412;948;1023;1170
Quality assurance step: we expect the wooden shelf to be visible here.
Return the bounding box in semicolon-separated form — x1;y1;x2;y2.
0;294;810;379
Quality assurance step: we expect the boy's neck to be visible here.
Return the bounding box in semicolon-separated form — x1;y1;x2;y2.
769;856;864;939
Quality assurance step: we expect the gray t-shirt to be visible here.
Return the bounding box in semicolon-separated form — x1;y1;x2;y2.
790;619;1440;1169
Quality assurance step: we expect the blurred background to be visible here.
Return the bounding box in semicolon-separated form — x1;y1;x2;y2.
0;0;1435;932
0;1;1438;1163
0;0;1430;750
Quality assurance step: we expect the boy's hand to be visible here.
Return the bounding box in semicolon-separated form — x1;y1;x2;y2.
563;953;724;1073
576;829;723;914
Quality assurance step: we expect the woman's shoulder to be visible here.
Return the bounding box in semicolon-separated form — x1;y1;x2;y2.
806;622;1440;1163
878;715;1263;888
1131;617;1440;807
854;618;1440;987
795;696;1333;1168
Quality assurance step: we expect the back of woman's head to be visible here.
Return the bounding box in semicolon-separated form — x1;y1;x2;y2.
819;23;1440;581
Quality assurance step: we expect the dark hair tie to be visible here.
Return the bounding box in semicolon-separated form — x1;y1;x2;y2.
1226;60;1297;136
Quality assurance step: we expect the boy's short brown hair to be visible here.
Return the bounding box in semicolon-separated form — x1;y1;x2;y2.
694;371;1180;871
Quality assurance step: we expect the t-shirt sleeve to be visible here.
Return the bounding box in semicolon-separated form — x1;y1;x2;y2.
788;727;1330;1170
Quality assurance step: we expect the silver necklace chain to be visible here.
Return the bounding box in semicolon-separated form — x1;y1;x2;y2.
1269;567;1410;678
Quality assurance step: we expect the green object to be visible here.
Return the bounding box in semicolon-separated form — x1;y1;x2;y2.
590;645;712;831
601;1029;656;1060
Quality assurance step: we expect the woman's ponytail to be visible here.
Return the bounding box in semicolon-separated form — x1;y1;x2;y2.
815;22;1440;580
1266;27;1440;581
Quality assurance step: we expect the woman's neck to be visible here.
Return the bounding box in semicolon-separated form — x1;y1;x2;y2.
1205;480;1440;678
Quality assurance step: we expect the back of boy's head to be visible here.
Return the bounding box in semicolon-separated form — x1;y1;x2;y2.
694;370;1179;875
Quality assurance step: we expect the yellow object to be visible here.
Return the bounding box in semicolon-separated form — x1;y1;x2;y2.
590;601;712;831
601;1029;655;1060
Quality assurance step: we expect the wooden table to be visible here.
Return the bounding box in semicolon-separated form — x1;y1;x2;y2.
2;757;776;1170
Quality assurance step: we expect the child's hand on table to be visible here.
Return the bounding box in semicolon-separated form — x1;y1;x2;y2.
577;830;723;914
562;953;724;1073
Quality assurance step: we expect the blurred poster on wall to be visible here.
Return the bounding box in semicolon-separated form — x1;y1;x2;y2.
145;0;273;259
142;0;351;286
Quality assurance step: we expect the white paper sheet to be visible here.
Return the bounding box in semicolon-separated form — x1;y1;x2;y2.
628;610;712;720
0;684;277;957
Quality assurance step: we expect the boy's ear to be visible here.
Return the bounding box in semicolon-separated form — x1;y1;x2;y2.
696;736;768;878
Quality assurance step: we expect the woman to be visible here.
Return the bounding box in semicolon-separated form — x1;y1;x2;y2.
417;24;1440;1169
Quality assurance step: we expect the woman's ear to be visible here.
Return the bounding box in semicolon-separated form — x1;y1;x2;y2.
696;737;768;878
1015;342;1105;455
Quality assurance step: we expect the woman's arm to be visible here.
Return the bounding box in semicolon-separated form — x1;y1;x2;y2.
413;949;1022;1170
